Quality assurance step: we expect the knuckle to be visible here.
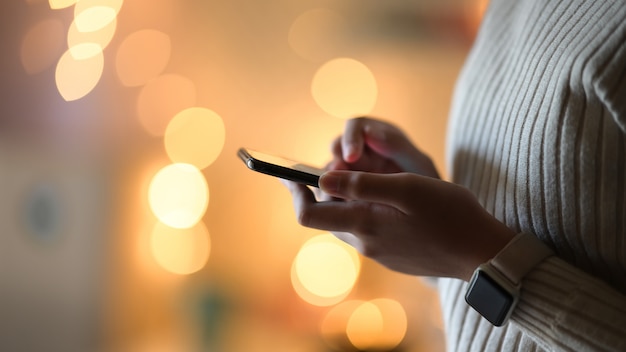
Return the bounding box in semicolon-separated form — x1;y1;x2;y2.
296;206;312;227
360;242;379;258
347;172;368;198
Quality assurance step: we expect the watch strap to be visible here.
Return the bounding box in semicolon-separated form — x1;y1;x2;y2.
490;233;554;286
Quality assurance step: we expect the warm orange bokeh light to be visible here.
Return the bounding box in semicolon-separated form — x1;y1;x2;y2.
48;0;78;9
74;0;124;16
74;6;117;33
148;163;209;229
320;300;365;350
116;29;171;87
288;8;346;62
334;298;407;351
150;221;210;275
311;58;378;119
136;74;197;136
21;19;65;75
164;107;226;170
346;301;383;350
68;16;117;57
55;45;104;101
291;234;361;306
369;298;408;349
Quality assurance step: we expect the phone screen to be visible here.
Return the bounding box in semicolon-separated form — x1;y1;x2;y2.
238;148;324;187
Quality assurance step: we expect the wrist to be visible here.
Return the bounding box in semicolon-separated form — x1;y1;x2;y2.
460;224;515;281
465;233;554;326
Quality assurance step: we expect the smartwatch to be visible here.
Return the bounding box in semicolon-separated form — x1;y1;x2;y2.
465;233;554;326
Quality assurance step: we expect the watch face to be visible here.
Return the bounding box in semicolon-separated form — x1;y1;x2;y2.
465;270;514;326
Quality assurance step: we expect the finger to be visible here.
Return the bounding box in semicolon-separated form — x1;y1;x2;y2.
362;121;418;171
341;118;368;163
281;179;317;214
319;171;421;213
296;199;380;234
282;179;364;232
331;136;343;159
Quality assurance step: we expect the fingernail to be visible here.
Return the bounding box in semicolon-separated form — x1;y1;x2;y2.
365;125;385;141
320;172;341;194
343;144;356;162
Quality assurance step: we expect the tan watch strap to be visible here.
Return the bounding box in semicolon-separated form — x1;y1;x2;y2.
490;233;554;286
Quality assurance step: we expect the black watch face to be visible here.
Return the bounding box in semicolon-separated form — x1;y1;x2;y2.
465;270;514;326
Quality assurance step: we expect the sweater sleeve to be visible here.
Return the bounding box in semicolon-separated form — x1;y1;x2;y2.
512;255;626;351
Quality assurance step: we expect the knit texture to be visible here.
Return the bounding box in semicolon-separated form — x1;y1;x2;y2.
441;0;626;350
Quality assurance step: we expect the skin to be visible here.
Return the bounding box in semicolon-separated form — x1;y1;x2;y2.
283;117;515;281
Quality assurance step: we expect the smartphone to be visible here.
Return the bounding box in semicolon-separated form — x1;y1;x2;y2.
237;148;324;187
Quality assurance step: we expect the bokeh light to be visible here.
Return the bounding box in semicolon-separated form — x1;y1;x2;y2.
67;15;117;57
346;301;383;350
55;45;104;101
136;74;197;136
291;233;361;306
74;0;124;17
148;163;208;229
320;298;408;350
164;107;226;170
311;58;378;119
20;19;65;75
74;5;117;33
369;298;408;349
320;300;365;350
116;29;171;87
48;0;78;9
150;221;210;275
68;42;103;60
288;9;346;62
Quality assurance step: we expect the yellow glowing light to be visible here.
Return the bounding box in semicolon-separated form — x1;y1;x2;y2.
370;298;408;349
150;221;210;275
74;0;123;16
21;19;65;75
136;74;197;136
115;29;171;87
68;42;103;60
55;45;104;101
288;9;346;62
291;234;360;306
74;6;117;33
320;300;365;350
68;16;117;57
49;0;78;9
346;301;383;350
148;163;209;229
164;107;226;170
311;58;378;119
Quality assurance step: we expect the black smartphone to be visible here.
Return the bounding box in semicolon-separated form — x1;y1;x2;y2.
237;148;324;187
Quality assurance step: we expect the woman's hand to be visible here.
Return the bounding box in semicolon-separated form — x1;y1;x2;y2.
328;117;440;178
284;171;515;281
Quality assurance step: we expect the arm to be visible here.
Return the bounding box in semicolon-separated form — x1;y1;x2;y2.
283;117;626;350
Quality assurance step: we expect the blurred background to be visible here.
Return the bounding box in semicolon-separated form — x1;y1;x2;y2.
1;0;487;351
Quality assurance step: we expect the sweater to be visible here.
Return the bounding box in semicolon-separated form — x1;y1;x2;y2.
440;0;626;351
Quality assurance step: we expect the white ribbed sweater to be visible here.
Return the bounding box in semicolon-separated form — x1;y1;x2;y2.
441;0;626;351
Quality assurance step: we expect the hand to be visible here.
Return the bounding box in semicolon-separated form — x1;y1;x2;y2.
284;171;515;281
328;117;439;178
